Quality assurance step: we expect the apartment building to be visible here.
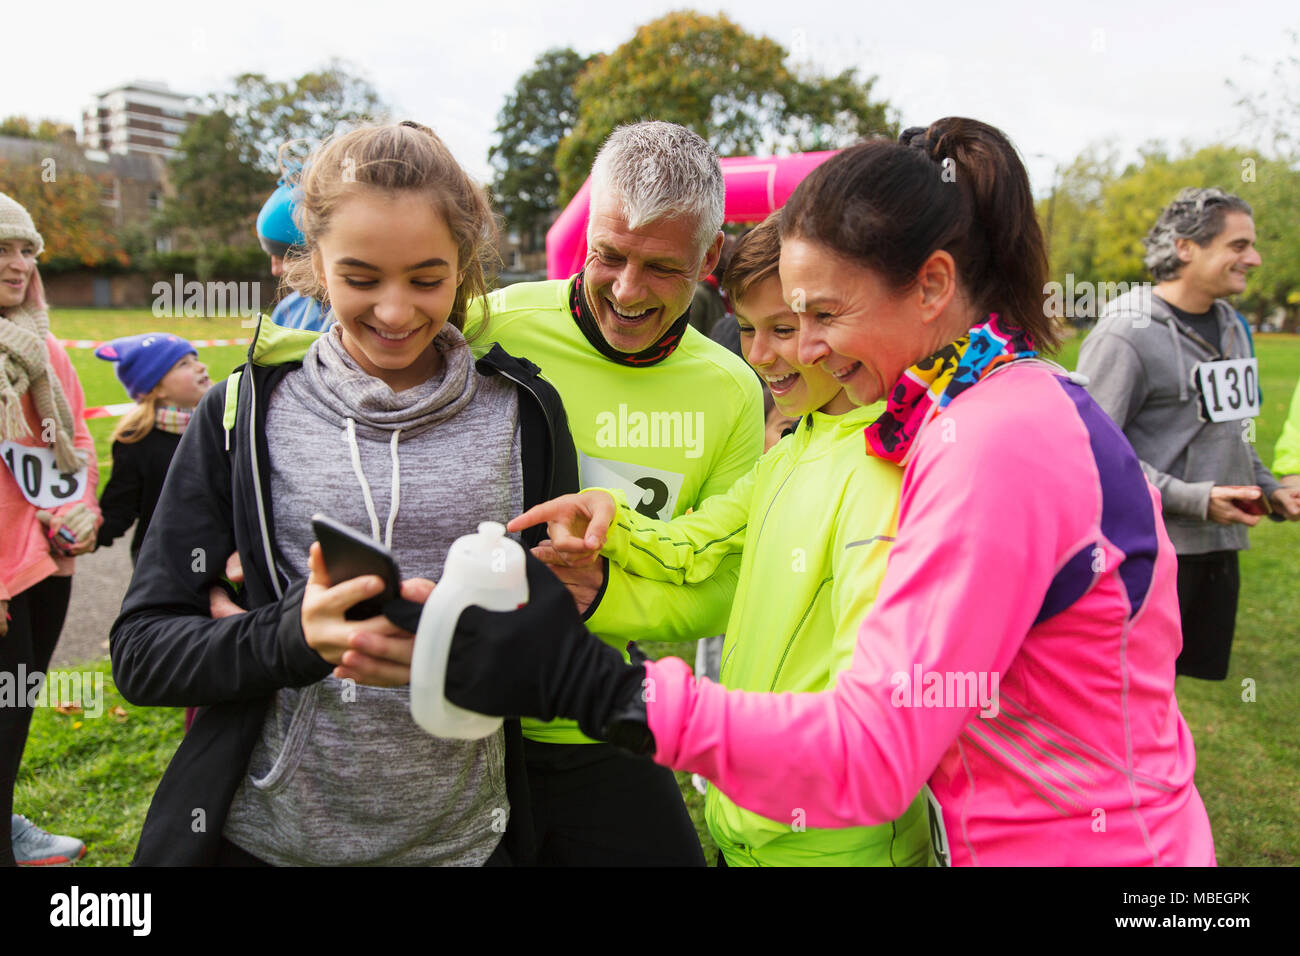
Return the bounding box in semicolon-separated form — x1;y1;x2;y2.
81;81;204;159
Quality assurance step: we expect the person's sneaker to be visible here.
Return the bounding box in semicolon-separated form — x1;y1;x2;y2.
11;814;86;866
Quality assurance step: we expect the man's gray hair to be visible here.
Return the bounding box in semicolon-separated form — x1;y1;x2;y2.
1143;187;1253;281
589;121;725;258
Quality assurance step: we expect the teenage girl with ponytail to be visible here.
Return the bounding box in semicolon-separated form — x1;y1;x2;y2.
446;118;1217;866
110;123;577;866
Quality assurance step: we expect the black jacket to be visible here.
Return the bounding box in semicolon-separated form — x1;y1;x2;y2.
110;327;578;866
97;428;183;562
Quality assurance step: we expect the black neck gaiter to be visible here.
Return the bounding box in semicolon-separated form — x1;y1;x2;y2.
569;272;691;367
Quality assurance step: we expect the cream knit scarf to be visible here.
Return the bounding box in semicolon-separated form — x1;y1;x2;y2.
0;303;83;473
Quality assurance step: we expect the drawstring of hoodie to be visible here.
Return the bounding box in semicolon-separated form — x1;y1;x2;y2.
345;418;402;549
386;427;401;546
1167;317;1188;402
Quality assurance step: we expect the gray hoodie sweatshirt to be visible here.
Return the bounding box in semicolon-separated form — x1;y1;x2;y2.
1078;288;1280;555
222;324;521;865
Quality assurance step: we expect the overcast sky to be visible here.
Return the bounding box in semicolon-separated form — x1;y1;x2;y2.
8;0;1297;196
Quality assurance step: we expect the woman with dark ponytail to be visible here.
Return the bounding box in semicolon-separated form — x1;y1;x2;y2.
445;118;1216;866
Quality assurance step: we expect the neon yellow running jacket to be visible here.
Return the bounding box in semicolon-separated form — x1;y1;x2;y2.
596;402;929;866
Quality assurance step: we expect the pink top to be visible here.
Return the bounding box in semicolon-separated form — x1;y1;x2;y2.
646;363;1215;866
1;332;101;602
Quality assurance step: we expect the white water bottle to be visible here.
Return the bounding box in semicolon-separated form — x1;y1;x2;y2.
410;521;528;739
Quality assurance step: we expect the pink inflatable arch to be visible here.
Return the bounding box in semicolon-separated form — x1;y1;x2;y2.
546;150;841;279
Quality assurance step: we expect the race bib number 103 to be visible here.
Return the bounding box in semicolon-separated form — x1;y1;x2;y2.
0;441;87;508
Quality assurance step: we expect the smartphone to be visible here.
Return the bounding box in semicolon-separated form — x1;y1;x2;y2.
1232;494;1272;517
50;525;78;555
311;514;402;620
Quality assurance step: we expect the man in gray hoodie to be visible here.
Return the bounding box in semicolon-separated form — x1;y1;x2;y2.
1078;187;1300;681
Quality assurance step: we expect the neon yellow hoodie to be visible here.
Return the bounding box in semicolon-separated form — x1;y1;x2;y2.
467;278;765;744
595;402;929;866
1273;377;1300;477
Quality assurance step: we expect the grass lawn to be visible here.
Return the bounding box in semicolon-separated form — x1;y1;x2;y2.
14;660;183;867
18;310;1300;866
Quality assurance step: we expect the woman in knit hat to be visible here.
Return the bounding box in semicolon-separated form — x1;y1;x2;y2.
94;333;210;565
0;191;101;866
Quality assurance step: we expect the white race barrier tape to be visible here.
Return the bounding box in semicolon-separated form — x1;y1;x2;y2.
70;337;250;418
83;403;138;420
58;337;251;350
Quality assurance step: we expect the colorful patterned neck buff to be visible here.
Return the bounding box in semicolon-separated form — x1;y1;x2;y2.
154;404;193;435
864;313;1037;465
569;271;692;367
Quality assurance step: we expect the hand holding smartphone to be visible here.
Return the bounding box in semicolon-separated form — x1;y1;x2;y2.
1230;492;1272;517
311;514;402;620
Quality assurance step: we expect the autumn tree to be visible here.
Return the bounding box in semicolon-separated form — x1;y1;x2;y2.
0;158;127;270
554;11;894;201
0;116;74;142
489;48;592;241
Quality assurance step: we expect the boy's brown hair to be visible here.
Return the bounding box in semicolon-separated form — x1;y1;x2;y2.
720;211;782;307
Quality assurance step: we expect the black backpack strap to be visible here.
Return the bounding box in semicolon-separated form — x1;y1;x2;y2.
516;384;551;550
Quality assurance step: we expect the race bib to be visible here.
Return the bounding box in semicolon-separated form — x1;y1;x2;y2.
0;441;87;508
922;784;951;868
578;452;685;521
1194;358;1260;423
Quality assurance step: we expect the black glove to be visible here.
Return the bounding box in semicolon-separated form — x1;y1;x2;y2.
447;550;655;754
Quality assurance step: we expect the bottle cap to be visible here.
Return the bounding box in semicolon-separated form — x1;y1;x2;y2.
478;521;506;539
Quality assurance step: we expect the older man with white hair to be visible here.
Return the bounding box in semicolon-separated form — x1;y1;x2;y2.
468;121;764;865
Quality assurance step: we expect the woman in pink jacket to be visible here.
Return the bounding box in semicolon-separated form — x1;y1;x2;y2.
0;193;101;865
439;119;1216;866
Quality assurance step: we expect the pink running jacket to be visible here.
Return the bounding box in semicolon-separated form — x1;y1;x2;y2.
646;363;1216;866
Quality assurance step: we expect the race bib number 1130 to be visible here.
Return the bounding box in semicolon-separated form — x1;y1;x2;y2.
0;441;87;508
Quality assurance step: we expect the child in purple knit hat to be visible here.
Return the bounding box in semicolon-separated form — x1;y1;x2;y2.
94;333;210;563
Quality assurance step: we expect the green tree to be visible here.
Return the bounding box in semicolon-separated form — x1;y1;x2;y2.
1227;29;1300;326
1036;146;1119;284
156;110;276;249
1229;28;1300;159
1090;145;1270;287
1236;152;1300;321
159;62;388;253
489;48;592;240
224;59;389;173
1044;142;1300;324
555;11;894;201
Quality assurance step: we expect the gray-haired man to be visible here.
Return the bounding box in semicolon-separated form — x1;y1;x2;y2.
1078;187;1300;681
466;121;764;864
